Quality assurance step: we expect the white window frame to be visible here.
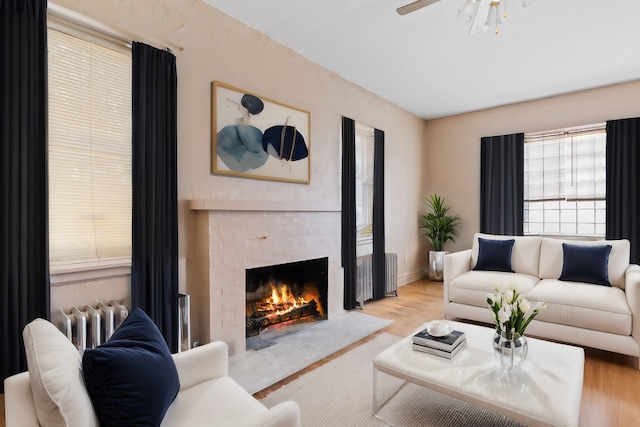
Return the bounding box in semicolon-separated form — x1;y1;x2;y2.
47;13;133;283
523;124;606;238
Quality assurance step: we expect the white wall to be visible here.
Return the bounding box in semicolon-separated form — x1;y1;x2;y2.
423;80;640;255
51;0;427;343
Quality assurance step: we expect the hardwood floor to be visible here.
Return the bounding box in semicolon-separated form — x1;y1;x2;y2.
2;279;638;426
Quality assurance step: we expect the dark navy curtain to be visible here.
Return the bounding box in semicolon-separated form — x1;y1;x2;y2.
341;117;357;310
0;0;49;390
372;129;386;300
606;117;640;264
131;42;179;352
480;133;524;236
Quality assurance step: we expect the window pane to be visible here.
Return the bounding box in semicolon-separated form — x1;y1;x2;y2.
356;123;374;242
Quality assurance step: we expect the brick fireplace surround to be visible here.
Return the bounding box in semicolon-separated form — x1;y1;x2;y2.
191;200;344;355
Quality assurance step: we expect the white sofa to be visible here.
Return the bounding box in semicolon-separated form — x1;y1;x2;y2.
4;323;301;427
444;233;640;368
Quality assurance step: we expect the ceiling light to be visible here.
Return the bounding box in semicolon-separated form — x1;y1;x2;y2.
457;0;480;22
459;0;534;36
485;1;503;34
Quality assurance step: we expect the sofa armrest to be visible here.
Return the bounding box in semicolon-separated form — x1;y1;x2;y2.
4;371;40;427
444;249;472;303
243;401;301;427
172;341;228;391
625;264;640;347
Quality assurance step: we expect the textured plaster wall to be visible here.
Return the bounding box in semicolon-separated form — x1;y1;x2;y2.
424;80;640;255
51;0;427;345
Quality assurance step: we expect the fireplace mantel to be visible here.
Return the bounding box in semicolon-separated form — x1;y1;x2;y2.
189;199;341;212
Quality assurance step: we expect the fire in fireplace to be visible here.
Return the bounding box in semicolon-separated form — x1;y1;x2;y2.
246;257;328;337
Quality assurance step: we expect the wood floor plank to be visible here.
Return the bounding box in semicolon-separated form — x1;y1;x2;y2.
2;279;638;427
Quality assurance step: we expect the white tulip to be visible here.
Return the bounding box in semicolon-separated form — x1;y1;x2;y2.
504;289;514;304
498;305;512;323
487;293;495;304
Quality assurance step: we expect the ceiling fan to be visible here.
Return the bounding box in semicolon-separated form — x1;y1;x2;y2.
397;0;535;35
396;0;441;16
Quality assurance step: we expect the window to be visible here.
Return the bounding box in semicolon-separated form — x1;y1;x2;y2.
355;123;374;244
48;23;132;270
523;124;606;237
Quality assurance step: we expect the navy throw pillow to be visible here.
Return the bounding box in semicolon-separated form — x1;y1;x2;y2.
559;243;612;286
82;308;180;427
473;238;515;273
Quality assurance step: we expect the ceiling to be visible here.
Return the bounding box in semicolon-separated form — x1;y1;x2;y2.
202;0;640;119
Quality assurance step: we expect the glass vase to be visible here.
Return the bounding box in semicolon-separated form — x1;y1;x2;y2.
493;330;528;370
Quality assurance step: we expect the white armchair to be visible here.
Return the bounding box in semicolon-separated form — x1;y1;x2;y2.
5;332;300;427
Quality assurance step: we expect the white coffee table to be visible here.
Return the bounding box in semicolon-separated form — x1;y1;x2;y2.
373;321;584;427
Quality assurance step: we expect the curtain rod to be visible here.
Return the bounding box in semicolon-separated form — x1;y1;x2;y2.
525;124;606;142
48;3;184;53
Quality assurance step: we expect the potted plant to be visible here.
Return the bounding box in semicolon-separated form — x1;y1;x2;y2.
419;194;461;281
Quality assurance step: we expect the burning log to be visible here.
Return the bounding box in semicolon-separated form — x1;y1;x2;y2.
246;299;320;337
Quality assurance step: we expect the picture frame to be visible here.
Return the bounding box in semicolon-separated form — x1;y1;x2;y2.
211;81;311;184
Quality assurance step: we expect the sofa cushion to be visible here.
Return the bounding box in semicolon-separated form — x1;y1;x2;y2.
473;238;515;272
82;308;180;427
448;270;539;308
539;238;630;289
559;243;612;286
23;318;99;427
526;279;632;335
472;233;541;277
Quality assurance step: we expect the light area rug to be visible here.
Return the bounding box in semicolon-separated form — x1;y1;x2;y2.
229;311;393;394
260;333;527;427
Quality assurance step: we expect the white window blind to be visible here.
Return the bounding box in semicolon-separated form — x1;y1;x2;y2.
524;128;606;202
524;135;566;201
48;27;132;267
565;132;606;201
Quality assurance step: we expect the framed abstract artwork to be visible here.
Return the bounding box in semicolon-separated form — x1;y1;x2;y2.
211;81;311;184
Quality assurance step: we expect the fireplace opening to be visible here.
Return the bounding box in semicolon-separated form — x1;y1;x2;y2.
246;257;328;338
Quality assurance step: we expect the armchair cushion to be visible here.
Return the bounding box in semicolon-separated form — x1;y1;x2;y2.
82;308;180;427
23;318;99;427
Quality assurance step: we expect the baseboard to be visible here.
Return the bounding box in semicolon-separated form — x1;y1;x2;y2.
398;270;427;286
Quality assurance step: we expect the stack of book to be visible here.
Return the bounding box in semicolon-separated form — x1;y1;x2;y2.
412;327;467;359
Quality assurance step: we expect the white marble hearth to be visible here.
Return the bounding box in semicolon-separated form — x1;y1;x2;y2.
229;311;393;394
191;199;344;355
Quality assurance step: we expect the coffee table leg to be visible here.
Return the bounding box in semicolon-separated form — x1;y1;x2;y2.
373;367;379;412
372;367;408;426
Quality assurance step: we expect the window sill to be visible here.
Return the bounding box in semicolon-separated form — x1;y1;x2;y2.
50;259;131;286
357;236;373;246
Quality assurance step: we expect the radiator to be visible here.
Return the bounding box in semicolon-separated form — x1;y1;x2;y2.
356;253;398;307
56;301;129;353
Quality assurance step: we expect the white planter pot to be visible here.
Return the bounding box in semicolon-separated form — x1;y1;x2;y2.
428;251;447;281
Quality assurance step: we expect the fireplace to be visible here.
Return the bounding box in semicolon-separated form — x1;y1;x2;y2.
246;257;328;338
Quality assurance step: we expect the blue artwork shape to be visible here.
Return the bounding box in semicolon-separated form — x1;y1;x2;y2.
262;125;308;161
241;94;264;115
217;124;268;172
